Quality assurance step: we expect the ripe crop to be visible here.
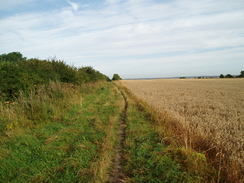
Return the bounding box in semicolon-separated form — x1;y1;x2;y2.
122;78;244;182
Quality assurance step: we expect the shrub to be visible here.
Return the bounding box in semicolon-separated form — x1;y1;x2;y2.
225;74;233;78
0;52;109;101
219;74;224;78
112;74;122;80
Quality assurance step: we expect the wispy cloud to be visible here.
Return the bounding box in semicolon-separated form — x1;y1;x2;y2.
67;0;79;11
0;0;244;78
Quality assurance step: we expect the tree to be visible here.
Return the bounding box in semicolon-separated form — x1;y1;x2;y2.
225;74;233;78
239;71;244;78
112;74;122;80
0;52;24;62
219;74;224;78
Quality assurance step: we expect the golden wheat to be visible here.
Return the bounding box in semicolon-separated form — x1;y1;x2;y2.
122;78;244;182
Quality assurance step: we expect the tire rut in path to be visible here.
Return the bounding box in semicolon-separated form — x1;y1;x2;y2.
109;88;128;183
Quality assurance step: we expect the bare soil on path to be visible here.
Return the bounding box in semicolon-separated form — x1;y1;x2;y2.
108;86;128;183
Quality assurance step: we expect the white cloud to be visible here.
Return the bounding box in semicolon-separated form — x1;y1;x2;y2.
66;0;79;11
0;0;244;78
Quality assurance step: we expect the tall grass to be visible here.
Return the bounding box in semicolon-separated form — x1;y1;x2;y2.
0;80;82;132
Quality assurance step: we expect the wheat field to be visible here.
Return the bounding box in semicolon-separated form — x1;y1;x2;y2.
122;78;244;181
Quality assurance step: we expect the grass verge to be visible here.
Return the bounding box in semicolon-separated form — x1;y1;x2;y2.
0;81;123;182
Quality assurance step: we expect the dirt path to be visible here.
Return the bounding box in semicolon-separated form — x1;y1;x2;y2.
108;87;128;183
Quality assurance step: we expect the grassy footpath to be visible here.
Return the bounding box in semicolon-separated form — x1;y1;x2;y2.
0;81;214;182
0;82;123;182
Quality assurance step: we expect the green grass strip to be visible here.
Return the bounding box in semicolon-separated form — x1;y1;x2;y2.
118;83;211;183
0;82;123;183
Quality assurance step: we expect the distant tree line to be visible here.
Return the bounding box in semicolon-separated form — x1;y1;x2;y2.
219;71;244;78
0;52;110;101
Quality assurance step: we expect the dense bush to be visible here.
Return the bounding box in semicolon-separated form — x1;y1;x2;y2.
225;74;234;78
112;73;122;80
219;74;224;78
0;52;109;101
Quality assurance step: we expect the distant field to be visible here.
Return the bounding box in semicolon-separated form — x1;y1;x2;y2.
122;78;244;180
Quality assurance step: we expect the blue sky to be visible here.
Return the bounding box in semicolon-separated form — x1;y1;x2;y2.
1;0;244;78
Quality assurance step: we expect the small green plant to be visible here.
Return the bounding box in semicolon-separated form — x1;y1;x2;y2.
5;122;18;130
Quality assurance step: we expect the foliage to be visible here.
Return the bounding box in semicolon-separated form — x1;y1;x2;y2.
219;71;244;78
219;74;224;78
238;70;244;78
0;52;26;63
0;52;108;101
225;74;233;78
112;73;122;80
